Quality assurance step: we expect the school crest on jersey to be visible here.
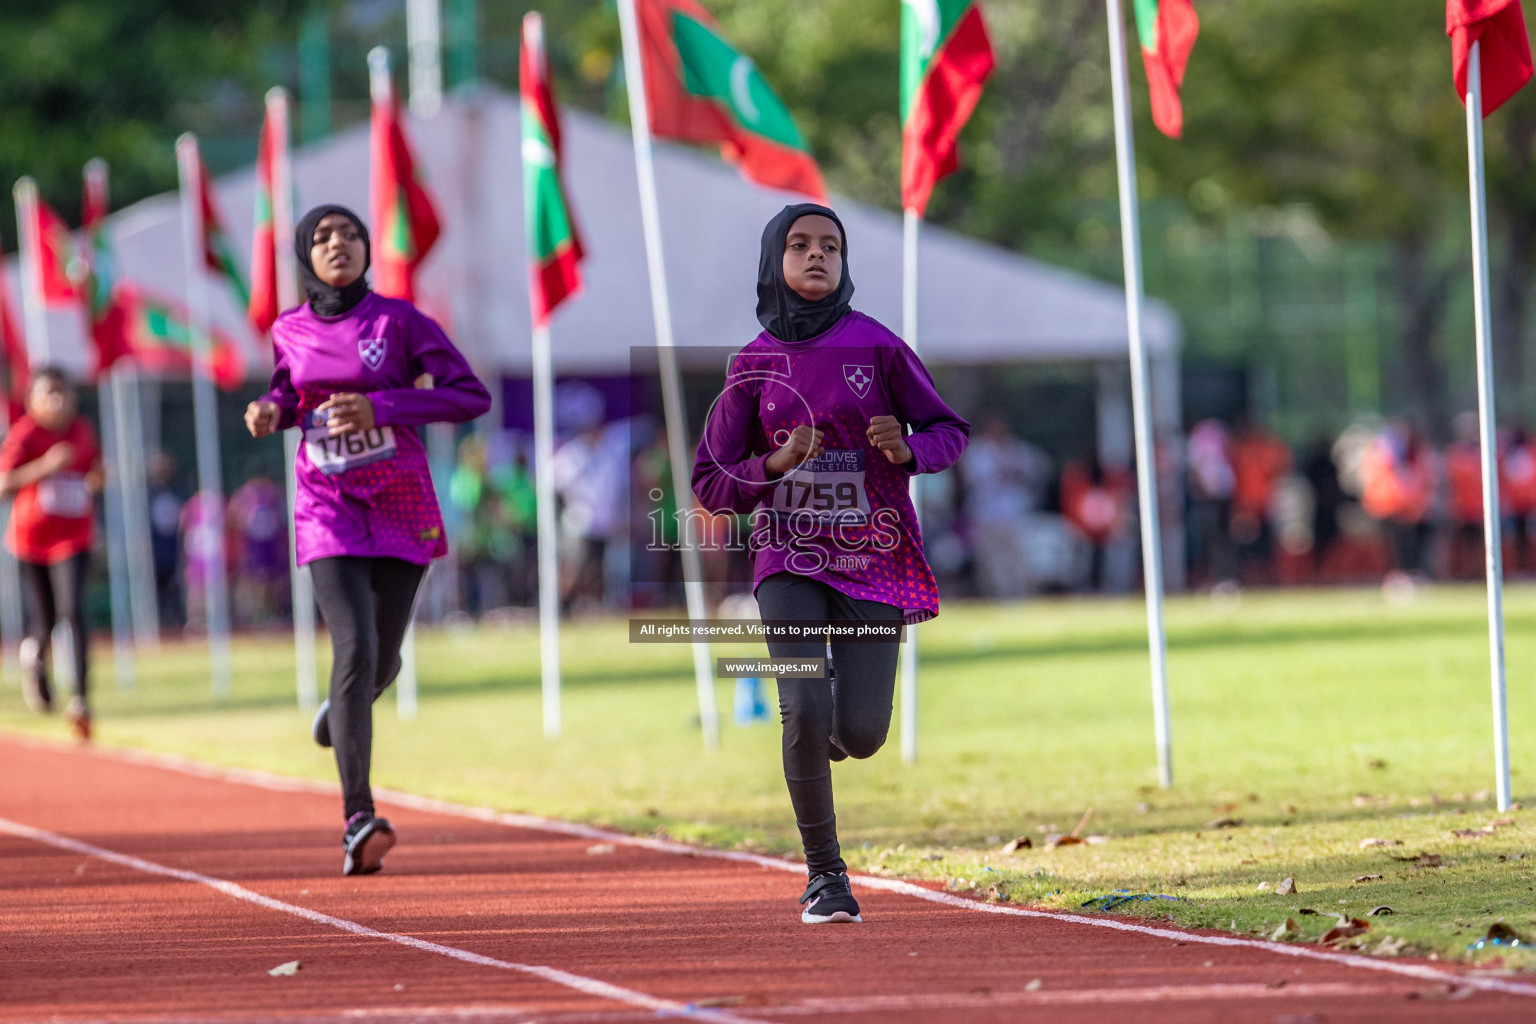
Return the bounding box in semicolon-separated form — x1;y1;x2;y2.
843;364;874;399
359;336;388;371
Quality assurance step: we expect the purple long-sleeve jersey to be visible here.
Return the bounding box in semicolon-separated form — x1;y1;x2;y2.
692;311;970;624
263;292;491;567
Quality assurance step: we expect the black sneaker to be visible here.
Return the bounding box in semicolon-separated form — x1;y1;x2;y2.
342;814;396;876
20;638;51;713
799;872;862;924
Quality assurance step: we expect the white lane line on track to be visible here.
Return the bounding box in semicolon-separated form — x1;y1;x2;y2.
20;737;1536;1001
0;814;756;1024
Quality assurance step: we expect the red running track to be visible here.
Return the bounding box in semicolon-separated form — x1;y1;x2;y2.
2;734;1535;1023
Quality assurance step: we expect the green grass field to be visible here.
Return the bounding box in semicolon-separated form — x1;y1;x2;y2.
6;584;1536;964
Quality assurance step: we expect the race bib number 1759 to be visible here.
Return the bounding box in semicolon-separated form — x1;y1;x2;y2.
768;450;870;522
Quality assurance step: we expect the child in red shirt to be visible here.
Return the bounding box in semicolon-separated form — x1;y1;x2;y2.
0;369;103;739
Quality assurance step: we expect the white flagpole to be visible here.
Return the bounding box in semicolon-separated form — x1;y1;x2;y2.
267;87;320;710
95;368;135;691
13;179;50;367
616;0;720;753
0;227;25;684
1105;0;1172;788
370;46;421;722
1464;41;1511;813
899;208;920;764
175;133;234;698
525;11;564;740
87;158;158;657
532;321;562;738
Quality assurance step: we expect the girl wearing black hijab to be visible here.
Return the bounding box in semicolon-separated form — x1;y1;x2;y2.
693;204;970;922
245;205;490;875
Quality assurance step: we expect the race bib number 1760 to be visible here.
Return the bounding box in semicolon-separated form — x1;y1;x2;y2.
304;410;397;476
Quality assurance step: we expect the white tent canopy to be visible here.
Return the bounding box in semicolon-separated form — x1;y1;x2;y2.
13;85;1179;382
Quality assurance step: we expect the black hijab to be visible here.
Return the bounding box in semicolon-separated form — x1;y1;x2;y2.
296;204;372;317
756;203;854;343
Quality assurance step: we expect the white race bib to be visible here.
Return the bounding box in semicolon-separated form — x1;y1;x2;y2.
768;450;870;523
304;410;397;476
38;474;91;518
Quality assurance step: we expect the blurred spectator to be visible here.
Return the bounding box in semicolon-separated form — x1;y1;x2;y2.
1360;422;1437;580
1302;436;1346;572
1505;424;1536;572
1060;453;1132;591
1186;419;1236;587
147;451;184;629
1229;418;1292;583
552;416;629;612
1444;412;1494;577
180;489;226;633
960;416;1051;597
228;474;288;627
450;435;513;616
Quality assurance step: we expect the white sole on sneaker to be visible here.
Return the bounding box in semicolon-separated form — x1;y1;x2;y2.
801;910;862;924
343;821;396;876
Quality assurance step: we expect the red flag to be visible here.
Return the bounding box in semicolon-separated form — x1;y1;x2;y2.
0;259;27;423
249;105;281;335
637;0;827;200
1449;0;1534;117
25;195;85;306
370;76;441;301
1134;0;1200;139
900;0;995;216
82;166;135;377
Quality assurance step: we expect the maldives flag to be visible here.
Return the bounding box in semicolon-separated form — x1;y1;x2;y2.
189;151;251;309
26;195;85;306
638;0;827;200
81;166;135;376
119;285;245;390
901;0;995;216
1133;0;1199;138
370;76;441;302
1448;0;1534;117
249;105;281;335
521;12;585;326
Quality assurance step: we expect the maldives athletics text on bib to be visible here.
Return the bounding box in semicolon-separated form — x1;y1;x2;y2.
767;450;870;523
304;409;398;476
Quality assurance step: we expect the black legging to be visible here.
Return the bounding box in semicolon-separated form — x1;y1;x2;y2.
756;571;904;877
18;554;90;703
310;556;426;820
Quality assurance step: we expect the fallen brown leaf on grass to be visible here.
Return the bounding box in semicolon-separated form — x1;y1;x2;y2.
1358;837;1403;849
1452;828;1494;839
1269;918;1299;941
268;961;301;977
1048;835;1084;848
1320;918;1371;945
1373;936;1408;957
1388;852;1442;868
1497;853;1527;862
1205;817;1243;830
1000;836;1032;853
1274;877;1296;896
1367;905;1394;916
1354;874;1383;883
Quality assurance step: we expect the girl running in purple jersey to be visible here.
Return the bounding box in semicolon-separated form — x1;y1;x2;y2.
693;204;970;923
245;204;490;875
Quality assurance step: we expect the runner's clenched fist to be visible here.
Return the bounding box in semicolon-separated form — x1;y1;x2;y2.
766;424;824;476
866;415;912;465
